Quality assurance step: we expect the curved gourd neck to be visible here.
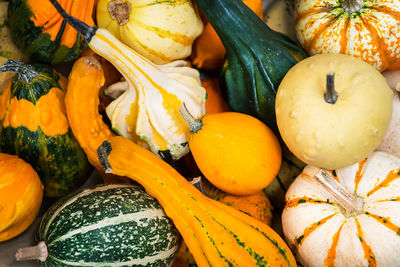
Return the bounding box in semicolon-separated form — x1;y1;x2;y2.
342;0;364;14
179;103;203;133
0;60;39;83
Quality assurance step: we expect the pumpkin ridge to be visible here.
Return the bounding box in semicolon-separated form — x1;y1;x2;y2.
355;218;377;266
367;169;400;196
285;197;332;208
364;212;400;237
134;0;190;8
295;213;337;246
354;158;368;194
295;7;333;25
339;16;350;54
368;6;400;21
324;222;344;267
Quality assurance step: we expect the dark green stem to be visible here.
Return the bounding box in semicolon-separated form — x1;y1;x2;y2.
0;60;39;83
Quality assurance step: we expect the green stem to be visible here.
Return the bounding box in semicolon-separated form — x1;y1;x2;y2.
0;60;39;83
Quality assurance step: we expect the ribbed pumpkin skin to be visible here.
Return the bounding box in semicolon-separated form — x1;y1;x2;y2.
0;153;43;242
37;184;181;266
0;63;90;197
8;0;95;64
295;0;400;71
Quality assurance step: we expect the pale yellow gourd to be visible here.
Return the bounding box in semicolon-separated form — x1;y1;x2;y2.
96;0;203;64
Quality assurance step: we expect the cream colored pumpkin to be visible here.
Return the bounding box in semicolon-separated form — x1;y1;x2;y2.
276;53;393;169
295;0;400;71
101;32;206;161
282;152;400;266
96;0;203;64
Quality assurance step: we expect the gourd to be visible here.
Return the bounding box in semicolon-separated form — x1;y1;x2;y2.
49;3;296;265
295;0;400;71
276;53;393;169
282;152;400;266
180;106;282;196
0;60;91;197
96;0;203;64
16;184;181;266
190;0;264;71
0;153;43;242
193;0;307;136
202;78;230;114
7;0;95;64
263;0;296;41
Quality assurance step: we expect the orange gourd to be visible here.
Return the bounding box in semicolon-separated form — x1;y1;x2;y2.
0;153;43;242
191;0;264;71
202;78;230;114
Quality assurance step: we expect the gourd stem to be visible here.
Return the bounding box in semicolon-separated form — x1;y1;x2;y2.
15;241;48;262
190;176;210;197
0;60;39;83
324;72;338;104
179;103;203;133
98;141;113;173
49;0;97;43
314;169;363;216
342;0;364;14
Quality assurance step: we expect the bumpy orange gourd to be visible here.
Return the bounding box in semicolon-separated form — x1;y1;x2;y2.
181;109;282;196
191;0;264;71
0;153;43;242
202;78;230;114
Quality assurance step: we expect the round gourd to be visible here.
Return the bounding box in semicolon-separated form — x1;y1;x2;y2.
295;0;400;71
7;0;95;64
282;152;400;266
96;0;203;64
0;153;43;242
16;183;181;266
276;53;393;170
180;106;282;196
0;60;91;197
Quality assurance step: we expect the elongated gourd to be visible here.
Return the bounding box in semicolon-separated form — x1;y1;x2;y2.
49;1;297;265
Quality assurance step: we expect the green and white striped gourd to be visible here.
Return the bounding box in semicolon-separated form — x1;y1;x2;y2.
16;184;181;266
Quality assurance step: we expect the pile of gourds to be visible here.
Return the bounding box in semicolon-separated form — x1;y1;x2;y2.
1;0;400;266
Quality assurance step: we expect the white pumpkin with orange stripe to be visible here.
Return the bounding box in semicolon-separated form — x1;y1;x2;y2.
96;0;203;64
282;151;400;266
295;0;400;71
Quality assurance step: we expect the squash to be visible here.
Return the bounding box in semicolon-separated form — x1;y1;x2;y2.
282;152;400;266
16;183;181;266
202;78;230;114
0;153;43;242
295;0;400;71
7;0;95;64
276;53;393;169
49;4;296;265
190;0;264;71
0;60;91;197
96;0;203;65
180;106;282;196
263;0;296;41
193;0;307;136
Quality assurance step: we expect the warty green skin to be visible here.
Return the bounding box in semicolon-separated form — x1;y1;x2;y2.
194;0;308;135
37;184;181;267
7;0;87;64
0;63;90;197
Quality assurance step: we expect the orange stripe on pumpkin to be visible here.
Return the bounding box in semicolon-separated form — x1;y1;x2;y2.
295;213;337;246
365;212;400;237
285;197;332;209
374;197;400;202
354;158;368;194
355;218;377;267
367;169;400;196
324;222;345;267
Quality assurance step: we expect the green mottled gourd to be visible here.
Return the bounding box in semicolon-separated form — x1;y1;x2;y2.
16;184;181;266
0;60;90;197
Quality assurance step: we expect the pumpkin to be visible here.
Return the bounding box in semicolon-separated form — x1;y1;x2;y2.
193;0;307;138
0;60;91;197
0;1;27;90
264;0;296;41
202;78;230;114
190;0;264;71
276;53;393;169
96;0;203;65
7;0;95;64
50;4;296;264
0;153;43;242
295;0;400;71
16;184;181;266
180;105;282;196
282;151;400;266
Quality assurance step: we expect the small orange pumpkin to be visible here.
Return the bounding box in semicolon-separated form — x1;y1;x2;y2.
0;153;43;242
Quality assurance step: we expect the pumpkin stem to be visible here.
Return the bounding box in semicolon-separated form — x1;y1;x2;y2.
0;60;39;83
15;241;48;262
324;72;338;104
313;169;364;216
49;0;97;43
97;141;114;173
179;103;203;133
108;0;131;26
342;0;364;14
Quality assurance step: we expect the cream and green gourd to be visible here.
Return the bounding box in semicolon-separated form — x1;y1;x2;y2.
16;184;181;266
